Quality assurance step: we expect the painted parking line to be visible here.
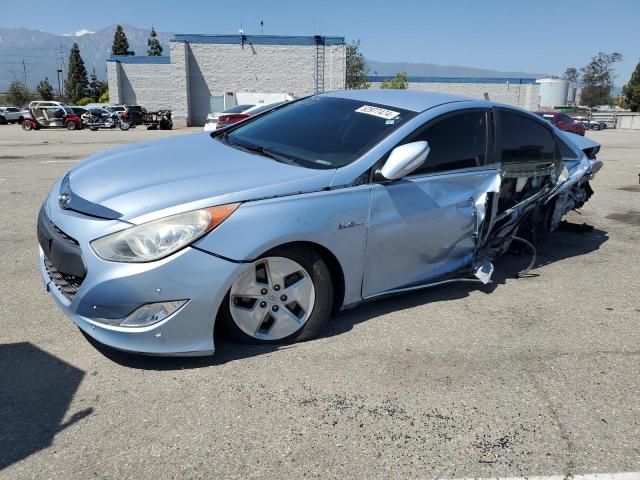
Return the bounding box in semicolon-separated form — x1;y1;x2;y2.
40;160;77;164
453;473;640;480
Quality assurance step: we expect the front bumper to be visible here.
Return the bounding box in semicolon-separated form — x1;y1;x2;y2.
38;194;243;356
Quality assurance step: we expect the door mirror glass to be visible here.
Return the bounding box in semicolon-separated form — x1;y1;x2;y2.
377;141;430;181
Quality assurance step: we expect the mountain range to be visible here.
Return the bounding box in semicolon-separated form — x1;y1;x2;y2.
0;25;545;92
0;25;172;91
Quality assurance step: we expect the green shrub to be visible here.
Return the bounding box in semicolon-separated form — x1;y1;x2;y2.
76;97;94;106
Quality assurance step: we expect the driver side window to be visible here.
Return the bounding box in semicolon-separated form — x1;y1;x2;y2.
402;110;489;176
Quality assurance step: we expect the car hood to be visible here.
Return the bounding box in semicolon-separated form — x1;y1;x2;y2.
67;132;335;223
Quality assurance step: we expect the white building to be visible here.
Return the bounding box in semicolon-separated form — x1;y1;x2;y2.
107;34;347;127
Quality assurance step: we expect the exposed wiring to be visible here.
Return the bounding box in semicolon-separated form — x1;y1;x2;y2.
511;236;537;278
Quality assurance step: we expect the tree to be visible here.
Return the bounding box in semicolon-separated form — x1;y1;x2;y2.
380;72;408;89
580;52;622;107
622;61;640;112
99;90;109;103
562;67;580;84
37;77;54;100
6;81;34;107
112;25;135;56
147;26;163;56
88;69;108;101
64;43;89;104
346;40;369;89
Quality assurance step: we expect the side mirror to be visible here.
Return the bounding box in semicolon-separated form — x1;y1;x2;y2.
376;141;430;181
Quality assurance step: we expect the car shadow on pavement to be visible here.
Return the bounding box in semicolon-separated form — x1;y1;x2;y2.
0;342;93;471
88;222;608;370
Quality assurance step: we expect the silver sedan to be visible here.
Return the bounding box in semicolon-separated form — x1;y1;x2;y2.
37;90;602;355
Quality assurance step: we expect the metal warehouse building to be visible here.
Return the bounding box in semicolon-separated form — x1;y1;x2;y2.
107;34;346;127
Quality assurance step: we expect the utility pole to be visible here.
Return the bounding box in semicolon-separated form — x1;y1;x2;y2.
57;43;66;98
22;59;27;88
56;69;63;98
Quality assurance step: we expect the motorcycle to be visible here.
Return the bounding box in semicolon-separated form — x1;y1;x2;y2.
146;110;173;130
81;108;130;131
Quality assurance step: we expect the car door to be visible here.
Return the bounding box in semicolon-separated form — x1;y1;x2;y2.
362;108;500;298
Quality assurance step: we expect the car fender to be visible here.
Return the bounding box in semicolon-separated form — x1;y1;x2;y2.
194;185;372;306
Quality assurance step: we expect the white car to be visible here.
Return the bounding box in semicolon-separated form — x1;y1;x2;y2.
0;106;24;124
573;116;606;131
203;104;257;131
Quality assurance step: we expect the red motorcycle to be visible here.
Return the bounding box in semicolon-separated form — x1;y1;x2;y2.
21;101;83;131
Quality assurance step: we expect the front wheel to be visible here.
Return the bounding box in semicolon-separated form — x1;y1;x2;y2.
119;121;130;131
592;124;600;131
22;121;33;131
220;247;333;344
66;121;77;130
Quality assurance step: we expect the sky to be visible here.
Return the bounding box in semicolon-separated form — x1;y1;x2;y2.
2;0;639;83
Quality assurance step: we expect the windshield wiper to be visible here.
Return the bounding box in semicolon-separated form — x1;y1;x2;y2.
228;141;300;166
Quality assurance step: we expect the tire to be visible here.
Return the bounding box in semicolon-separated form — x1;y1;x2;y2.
0;116;6;125
22;121;33;131
90;127;99;131
66;121;77;131
592;124;600;131
219;245;333;344
119;121;130;131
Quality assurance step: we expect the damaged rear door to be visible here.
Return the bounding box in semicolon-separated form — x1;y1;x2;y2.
362;108;500;298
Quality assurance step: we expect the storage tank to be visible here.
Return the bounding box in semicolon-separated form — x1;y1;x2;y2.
536;78;570;108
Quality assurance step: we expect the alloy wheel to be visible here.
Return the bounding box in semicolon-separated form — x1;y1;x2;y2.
229;256;316;340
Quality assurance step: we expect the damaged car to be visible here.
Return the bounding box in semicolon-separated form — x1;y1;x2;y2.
37;90;602;355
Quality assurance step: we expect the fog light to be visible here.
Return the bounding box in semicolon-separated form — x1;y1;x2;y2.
94;300;187;328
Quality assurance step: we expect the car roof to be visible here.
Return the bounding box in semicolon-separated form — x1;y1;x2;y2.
322;89;474;112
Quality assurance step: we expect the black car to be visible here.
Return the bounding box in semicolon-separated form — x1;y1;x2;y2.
124;105;146;126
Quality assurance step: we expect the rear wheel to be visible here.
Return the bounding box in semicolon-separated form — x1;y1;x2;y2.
119;121;130;131
0;115;6;125
66;121;77;130
592;124;600;131
220;246;333;344
21;121;33;131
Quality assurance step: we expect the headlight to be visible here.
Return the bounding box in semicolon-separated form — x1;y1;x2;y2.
91;204;239;262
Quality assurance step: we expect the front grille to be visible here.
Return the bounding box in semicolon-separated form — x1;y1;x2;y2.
44;257;83;301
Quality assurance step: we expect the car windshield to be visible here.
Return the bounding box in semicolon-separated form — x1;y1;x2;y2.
221;96;416;169
223;104;255;114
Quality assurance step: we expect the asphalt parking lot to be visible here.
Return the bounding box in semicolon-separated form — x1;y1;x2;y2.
0;125;639;479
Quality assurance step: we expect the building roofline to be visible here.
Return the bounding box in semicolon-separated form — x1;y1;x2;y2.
108;55;171;64
171;34;345;46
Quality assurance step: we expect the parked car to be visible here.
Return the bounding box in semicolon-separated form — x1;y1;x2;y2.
0;106;23;124
21;101;83;131
215;101;287;129
37;90;602;356
535;111;585;136
203;104;257;131
573;116;606;131
123;105;146;126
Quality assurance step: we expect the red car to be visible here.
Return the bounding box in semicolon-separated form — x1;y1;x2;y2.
535;111;585;136
216;101;286;128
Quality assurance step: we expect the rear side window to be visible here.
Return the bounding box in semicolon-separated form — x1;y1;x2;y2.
558;137;578;159
499;111;556;163
404;111;488;175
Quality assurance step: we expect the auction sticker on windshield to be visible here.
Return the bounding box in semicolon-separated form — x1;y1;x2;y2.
355;105;400;120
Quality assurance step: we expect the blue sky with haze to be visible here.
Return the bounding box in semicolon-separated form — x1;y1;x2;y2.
2;0;639;83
